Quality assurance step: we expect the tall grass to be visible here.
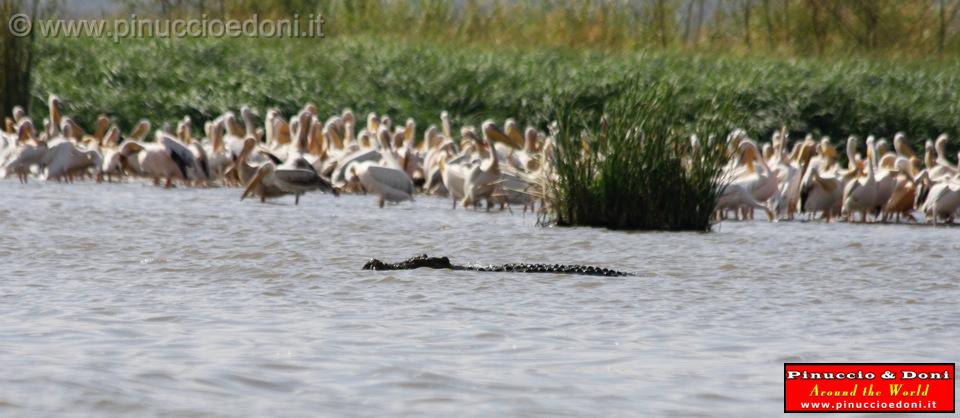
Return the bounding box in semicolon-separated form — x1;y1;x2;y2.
549;79;731;231
30;36;960;154
125;0;960;58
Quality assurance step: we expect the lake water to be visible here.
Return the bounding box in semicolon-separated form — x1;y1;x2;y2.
1;180;957;417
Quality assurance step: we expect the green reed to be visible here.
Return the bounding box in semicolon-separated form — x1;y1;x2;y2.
548;79;731;231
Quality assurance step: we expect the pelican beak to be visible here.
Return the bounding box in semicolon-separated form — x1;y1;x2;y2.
484;123;514;148
241;166;268;201
224;164;236;179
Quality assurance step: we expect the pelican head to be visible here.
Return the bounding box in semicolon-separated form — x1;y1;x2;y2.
226;111;246;137
12;106;25;122
341;108;355;127
737;139;760;172
130;119;151;142
377;126;392;150
845;136;859;168
241;163;275;201
366;112;379;134
894;157;912;174
94;115;110;141
323;117;344;150
403;118;416;146
819;137;838;160
177;116;193;143
878;153;896;170
104;126;121;147
762;143;774;161
865;136;876;165
48;95;62;131
934;134;949;158
272;116;291;145
440;111;451;139
16;119;35;143
524;127;538;152
481;120;511;146
726;129;747;155
423;125;439;149
924;139;935;168
893;132;915;158
240;135;257;155
392;130;404;149
461;127;480;146
875;138;890;156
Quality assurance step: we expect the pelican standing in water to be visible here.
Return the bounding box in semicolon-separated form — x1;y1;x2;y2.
241;111;339;204
118;130;203;187
4;120;45;183
842;136;879;223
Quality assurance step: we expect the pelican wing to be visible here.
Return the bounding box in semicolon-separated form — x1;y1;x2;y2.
275;168;320;188
159;134;197;179
260;150;284;165
362;165;414;201
333;149;381;186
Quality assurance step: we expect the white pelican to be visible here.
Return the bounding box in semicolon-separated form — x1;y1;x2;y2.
926;134;958;180
241;111;339;204
101;121;149;179
119;131;203;187
501;118;525;149
3;120;45;183
729;139;777;219
893;133;917;160
98;127;125;182
800;165;843;221
203;121;234;185
716;183;775;221
934;135;954;166
228;137;287;201
42;138;102;183
241;159;337;204
459;122;508;209
771;135;814;220
349;161;414;207
439;154;468;208
842;136;879;222
883;158;920;223
920;174;960;225
873;153;898;218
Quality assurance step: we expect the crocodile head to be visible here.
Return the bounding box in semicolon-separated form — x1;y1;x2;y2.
362;259;388;270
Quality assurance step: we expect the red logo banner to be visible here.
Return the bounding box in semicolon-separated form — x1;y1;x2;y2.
784;363;955;413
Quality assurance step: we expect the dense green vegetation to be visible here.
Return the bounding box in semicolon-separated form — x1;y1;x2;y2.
31;35;960;151
549;81;731;230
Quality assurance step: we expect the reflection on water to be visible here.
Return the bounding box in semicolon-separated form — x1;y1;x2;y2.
0;181;957;416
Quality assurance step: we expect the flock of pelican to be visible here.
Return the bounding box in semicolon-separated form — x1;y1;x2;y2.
1;95;543;211
719;128;960;225
3;95;960;225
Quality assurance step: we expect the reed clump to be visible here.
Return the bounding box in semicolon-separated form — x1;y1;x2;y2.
548;80;731;231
